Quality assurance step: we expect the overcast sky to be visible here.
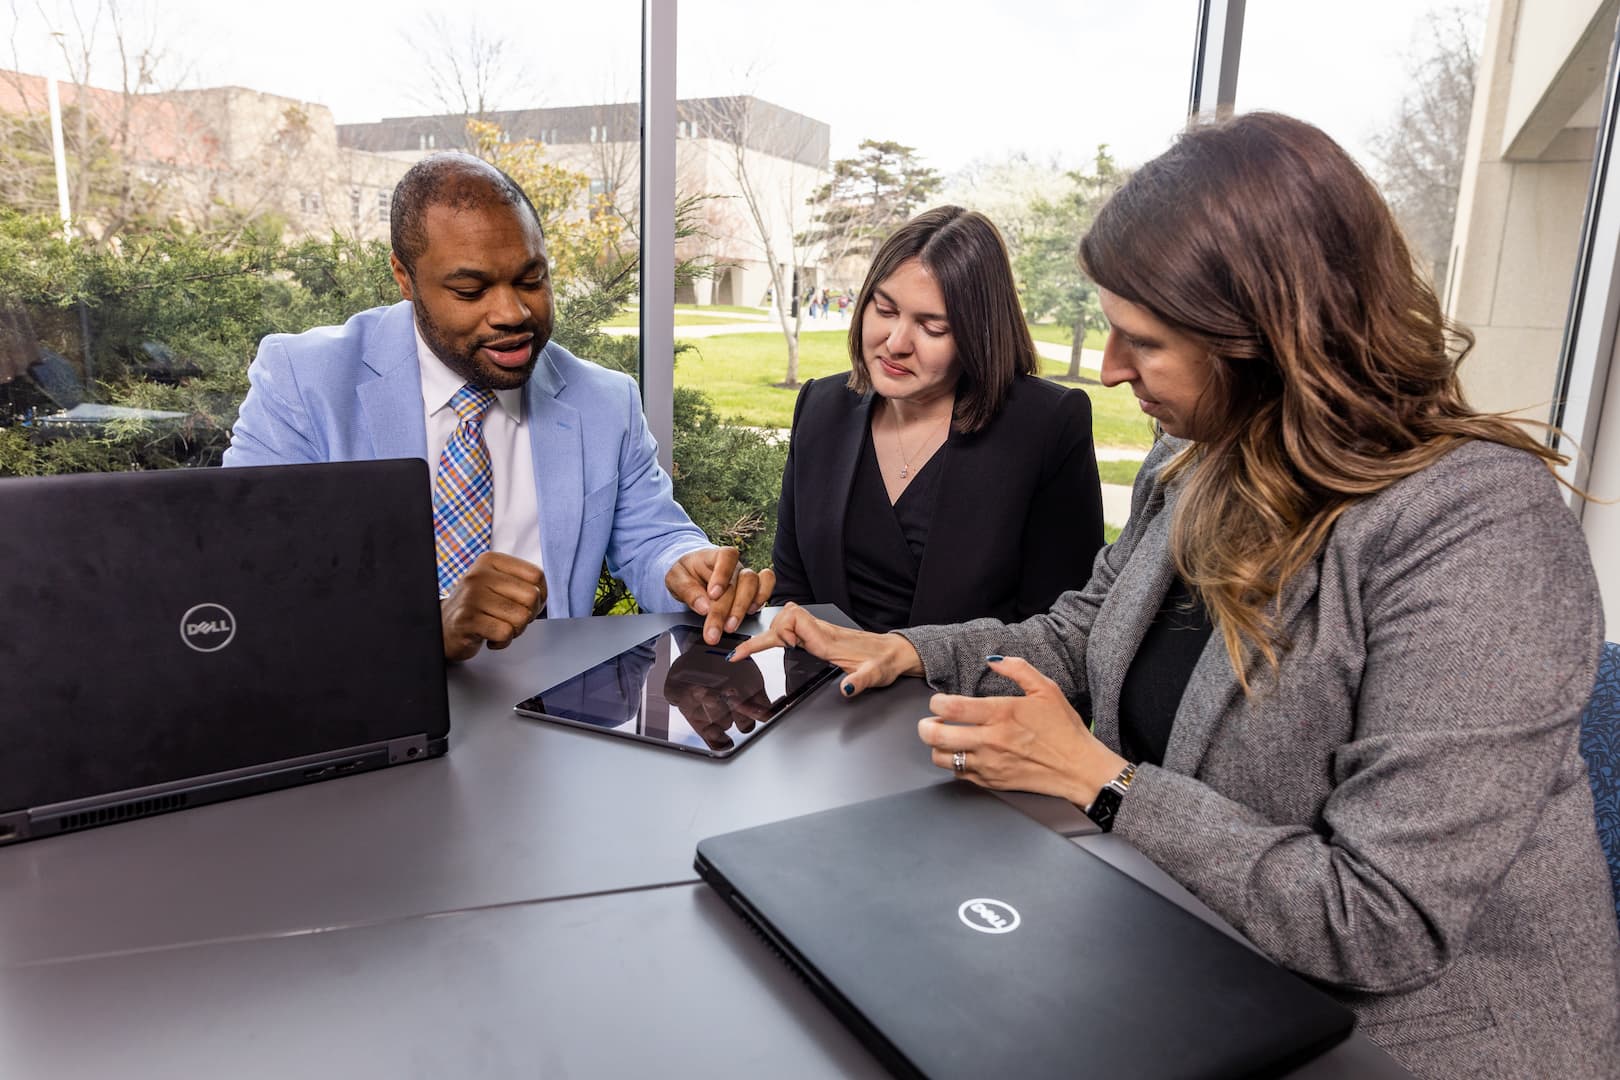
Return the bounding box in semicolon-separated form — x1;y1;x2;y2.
8;0;1482;177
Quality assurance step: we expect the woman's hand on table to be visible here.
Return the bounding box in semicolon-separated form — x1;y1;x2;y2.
727;602;924;696
916;656;1128;808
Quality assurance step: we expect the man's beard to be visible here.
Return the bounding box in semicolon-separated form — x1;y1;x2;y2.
413;297;540;392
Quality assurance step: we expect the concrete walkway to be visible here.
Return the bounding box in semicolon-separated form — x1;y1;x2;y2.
1099;484;1133;529
605;309;851;339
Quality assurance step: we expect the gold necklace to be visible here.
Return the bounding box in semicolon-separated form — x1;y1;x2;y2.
892;408;950;480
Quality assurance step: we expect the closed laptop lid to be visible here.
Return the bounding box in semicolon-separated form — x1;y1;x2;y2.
696;782;1354;1080
0;460;448;814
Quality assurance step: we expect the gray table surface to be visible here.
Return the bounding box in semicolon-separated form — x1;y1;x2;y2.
0;607;1408;1077
0;607;958;966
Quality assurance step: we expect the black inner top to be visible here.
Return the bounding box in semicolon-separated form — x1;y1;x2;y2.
841;421;946;633
1117;575;1215;767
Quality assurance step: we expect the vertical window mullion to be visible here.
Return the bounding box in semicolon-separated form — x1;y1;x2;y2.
1188;0;1246;121
1550;23;1620;510
639;0;677;472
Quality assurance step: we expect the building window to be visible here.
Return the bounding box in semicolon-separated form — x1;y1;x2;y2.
349;188;361;223
377;191;389;223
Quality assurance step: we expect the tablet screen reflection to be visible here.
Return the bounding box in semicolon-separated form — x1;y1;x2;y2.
516;625;835;756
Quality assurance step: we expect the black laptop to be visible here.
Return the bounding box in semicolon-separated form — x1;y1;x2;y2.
0;459;449;845
696;782;1355;1079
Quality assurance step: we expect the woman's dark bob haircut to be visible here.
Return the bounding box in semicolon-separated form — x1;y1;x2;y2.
847;205;1036;433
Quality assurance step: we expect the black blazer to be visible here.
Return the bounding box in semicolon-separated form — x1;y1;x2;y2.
770;374;1105;629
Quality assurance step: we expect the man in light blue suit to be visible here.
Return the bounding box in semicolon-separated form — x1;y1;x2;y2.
224;154;773;660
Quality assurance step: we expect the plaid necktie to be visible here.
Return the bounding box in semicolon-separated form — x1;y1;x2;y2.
433;384;498;595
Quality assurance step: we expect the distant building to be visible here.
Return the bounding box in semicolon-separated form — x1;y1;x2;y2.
1;72;834;309
339;96;833;308
0;69;407;242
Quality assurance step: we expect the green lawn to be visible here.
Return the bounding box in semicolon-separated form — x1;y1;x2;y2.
1032;357;1155;450
605;308;768;328
675;331;853;427
675;329;1156;450
1097;459;1142;486
1028;322;1108;351
681;303;770;316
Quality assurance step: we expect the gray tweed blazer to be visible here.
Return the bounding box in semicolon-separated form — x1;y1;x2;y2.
901;437;1620;1078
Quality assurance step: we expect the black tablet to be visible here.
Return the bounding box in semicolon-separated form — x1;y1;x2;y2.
514;624;838;758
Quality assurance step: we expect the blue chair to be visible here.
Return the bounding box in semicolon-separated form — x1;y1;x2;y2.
1581;640;1620;928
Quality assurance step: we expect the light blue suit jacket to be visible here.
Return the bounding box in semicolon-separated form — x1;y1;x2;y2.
222;301;709;617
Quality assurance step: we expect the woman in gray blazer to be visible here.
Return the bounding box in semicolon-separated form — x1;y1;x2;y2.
733;113;1619;1077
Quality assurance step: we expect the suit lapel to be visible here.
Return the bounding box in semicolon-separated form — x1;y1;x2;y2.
356;302;429;462
1160;557;1322;774
525;347;583;613
806;390;873;619
1089;477;1176;751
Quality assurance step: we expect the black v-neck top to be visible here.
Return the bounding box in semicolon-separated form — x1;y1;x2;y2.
1117;575;1215;766
840;423;946;632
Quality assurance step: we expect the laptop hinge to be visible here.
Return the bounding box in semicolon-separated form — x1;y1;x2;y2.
6;737;441;846
29;740;403;818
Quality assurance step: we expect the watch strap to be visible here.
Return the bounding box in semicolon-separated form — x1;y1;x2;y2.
1084;762;1137;833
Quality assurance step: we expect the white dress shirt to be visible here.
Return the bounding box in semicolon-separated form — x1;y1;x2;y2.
416;325;544;574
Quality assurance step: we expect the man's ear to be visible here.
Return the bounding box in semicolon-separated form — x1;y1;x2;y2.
389;252;414;302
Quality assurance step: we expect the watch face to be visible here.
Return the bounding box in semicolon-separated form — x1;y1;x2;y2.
1087;787;1122;832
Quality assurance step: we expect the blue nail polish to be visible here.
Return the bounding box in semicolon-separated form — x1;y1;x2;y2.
725;649;737;661
985;654;1005;663
841;682;855;697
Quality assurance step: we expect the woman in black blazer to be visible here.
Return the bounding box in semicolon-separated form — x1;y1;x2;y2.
770;206;1105;632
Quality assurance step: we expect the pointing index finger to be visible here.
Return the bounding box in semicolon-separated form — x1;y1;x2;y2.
727;628;782;662
706;546;739;599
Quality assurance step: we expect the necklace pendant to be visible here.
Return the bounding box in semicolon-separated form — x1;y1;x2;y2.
899;465;909;479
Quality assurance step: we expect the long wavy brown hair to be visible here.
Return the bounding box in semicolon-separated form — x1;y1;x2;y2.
1079;112;1564;689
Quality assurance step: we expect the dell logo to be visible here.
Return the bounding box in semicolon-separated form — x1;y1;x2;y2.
958;898;1021;935
179;603;236;653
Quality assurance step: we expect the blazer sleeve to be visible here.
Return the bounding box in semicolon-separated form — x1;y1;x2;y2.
1113;453;1604;993
603;374;711;612
222;335;323;467
768;380;815;606
895;435;1182;701
1014;388;1104;619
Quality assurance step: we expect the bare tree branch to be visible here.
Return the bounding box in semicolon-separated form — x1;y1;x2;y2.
402;14;515;119
689;95;824;388
1370;3;1485;290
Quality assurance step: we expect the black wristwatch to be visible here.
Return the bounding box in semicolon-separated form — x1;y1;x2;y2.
1084;763;1137;833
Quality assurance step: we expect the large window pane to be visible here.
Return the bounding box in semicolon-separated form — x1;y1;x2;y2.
0;0;640;475
1235;0;1614;420
675;0;1198;542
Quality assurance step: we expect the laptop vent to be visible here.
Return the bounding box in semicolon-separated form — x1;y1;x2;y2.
58;793;190;833
731;899;812;990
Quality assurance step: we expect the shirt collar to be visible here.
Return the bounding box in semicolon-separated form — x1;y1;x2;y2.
414;320;525;423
